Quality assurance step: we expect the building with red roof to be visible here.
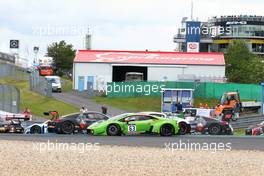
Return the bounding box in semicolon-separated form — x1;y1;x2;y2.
73;50;225;91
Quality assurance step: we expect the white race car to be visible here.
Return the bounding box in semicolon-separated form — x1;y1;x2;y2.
23;120;50;134
140;112;191;135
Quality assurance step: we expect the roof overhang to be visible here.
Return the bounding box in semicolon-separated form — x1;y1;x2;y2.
74;50;225;66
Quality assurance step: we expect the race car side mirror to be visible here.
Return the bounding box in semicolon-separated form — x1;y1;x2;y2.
43;112;50;116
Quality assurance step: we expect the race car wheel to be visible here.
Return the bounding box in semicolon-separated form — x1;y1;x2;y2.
178;122;190;135
208;124;221;135
245;128;252;135
107;124;121;136
160;124;175;136
30;126;42;134
61;121;75;134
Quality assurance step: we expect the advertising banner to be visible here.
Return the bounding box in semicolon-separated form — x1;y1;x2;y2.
187;42;199;52
186;21;201;52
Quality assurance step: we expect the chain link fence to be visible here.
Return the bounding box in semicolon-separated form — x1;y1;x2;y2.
0;85;20;113
30;70;52;97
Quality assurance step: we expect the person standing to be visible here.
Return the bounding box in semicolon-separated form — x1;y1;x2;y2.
79;106;87;134
80;106;88;115
175;101;183;113
23;107;31;121
233;101;240;120
101;105;108;115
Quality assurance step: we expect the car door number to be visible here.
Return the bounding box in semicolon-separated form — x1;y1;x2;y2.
128;124;136;132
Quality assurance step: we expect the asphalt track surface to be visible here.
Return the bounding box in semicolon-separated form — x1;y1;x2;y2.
4;92;260;151
52;92;126;116
0;134;263;151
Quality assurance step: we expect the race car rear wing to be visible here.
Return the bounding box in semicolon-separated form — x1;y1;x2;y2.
43;111;59;120
5;115;29;121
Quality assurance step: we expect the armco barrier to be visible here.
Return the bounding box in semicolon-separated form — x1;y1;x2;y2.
106;81;261;101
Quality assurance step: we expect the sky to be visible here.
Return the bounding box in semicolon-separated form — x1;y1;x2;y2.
0;0;263;63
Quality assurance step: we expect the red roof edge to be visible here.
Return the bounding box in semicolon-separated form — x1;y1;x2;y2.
76;49;224;55
74;50;225;65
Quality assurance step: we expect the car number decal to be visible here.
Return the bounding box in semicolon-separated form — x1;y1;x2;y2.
128;124;136;132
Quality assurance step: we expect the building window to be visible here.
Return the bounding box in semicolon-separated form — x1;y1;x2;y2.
252;44;264;53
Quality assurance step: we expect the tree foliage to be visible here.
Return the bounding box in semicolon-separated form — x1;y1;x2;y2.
47;40;76;76
225;40;264;84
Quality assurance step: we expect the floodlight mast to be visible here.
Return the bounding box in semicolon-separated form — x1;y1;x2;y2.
191;0;194;21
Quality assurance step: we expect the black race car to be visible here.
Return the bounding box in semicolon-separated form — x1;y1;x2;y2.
46;111;109;134
190;116;233;135
0;118;25;133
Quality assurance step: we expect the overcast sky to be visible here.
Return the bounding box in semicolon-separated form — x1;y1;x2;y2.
0;0;263;62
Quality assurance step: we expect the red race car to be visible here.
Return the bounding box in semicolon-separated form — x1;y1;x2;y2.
245;121;264;135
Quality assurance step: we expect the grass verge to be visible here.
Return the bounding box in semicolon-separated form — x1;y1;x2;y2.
0;77;78;117
92;96;219;112
92;96;161;112
61;76;73;92
233;128;245;136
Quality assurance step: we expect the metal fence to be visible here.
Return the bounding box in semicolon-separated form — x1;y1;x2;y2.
0;62;29;80
30;71;52;97
195;82;261;101
0;85;20;113
0;63;16;77
107;81;262;101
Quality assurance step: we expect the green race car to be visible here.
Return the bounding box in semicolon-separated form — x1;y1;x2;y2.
87;113;179;136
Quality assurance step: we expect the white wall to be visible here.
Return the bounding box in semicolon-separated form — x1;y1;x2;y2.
73;62;225;90
184;65;225;78
148;66;185;81
148;65;225;81
73;63;112;90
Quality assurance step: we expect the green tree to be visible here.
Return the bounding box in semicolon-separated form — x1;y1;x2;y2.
225;40;264;84
47;40;76;76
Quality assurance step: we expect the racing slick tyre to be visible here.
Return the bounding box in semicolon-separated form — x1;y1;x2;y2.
60;121;75;134
106;124;121;136
208;124;222;135
178;122;191;135
30;126;42;134
160;124;175;136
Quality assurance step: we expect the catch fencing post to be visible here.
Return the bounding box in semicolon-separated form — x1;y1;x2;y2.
261;83;264;116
